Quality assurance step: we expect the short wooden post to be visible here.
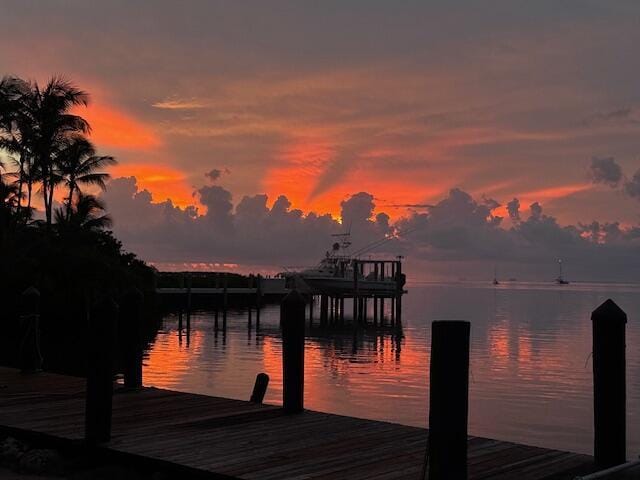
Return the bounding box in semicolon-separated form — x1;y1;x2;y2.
592;299;627;468
86;296;118;443
282;290;305;413
120;288;144;390
250;373;270;403
428;320;470;480
19;287;43;373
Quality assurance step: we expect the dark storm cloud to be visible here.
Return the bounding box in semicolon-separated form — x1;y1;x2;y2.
624;169;640;200
204;168;230;183
589;157;623;187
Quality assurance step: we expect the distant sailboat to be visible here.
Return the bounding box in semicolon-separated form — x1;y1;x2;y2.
555;259;570;285
493;265;500;285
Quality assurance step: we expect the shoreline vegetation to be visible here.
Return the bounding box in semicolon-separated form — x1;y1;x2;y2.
0;75;157;375
0;75;260;375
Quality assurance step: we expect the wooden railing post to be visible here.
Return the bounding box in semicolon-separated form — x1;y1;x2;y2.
428;320;470;480
120;288;144;390
250;373;270;403
19;286;42;373
592;299;627;468
85;296;118;443
282;290;305;413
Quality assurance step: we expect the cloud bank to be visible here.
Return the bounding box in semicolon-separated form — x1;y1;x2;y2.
102;176;640;281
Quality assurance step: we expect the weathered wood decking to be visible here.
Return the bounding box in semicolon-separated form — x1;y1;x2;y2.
0;367;597;479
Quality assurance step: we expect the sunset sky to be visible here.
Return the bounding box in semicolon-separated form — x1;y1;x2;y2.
2;1;640;278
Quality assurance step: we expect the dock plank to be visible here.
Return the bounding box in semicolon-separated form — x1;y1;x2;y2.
0;367;596;479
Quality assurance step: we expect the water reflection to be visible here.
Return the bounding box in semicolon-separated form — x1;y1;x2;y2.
143;283;640;456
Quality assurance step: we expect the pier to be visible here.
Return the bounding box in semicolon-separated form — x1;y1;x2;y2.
156;259;407;329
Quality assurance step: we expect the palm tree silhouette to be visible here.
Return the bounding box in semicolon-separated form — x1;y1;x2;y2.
56;136;117;220
55;192;112;231
0;75;91;227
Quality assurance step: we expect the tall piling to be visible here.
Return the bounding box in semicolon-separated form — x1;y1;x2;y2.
282;290;305;413
428;320;470;480
120;288;144;390
592;299;627;468
86;296;118;444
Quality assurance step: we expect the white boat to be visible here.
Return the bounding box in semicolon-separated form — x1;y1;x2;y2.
281;234;405;295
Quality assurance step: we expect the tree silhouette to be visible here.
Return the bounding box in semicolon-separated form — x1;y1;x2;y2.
0;75;91;227
54;192;112;231
56;136;116;220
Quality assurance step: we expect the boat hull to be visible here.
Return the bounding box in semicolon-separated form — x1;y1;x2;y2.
294;276;399;295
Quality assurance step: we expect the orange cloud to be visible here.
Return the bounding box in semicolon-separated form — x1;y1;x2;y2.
262;140;447;220
110;163;197;209
75;103;161;150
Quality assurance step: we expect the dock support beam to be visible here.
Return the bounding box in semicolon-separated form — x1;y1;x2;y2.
592;299;627;468
282;291;305;413
428;320;470;480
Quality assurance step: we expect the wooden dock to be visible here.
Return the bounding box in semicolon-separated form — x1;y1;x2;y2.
0;367;598;479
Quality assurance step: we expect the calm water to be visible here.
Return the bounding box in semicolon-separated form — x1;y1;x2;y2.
143;282;640;455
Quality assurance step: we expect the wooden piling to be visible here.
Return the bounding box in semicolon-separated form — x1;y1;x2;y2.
222;274;228;329
373;296;379;326
320;295;328;326
250;373;270;403
186;274;192;332
120;288;144;390
592;299;627;468
353;260;359;324
281;290;305;413
248;276;253;326
18;287;42;373
329;296;334;323
390;297;396;325
86;296;118;444
339;297;345;324
428;320;470;480
256;274;262;327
